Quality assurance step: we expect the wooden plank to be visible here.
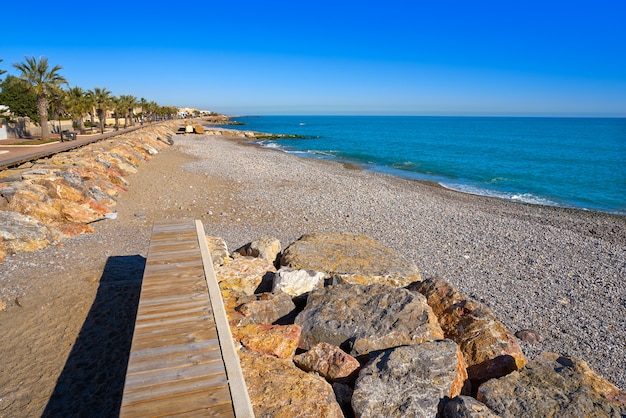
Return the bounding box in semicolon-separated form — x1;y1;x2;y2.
121;385;233;418
126;345;223;375
122;373;229;405
129;328;219;352
124;358;227;390
128;340;220;363
173;403;236;418
196;220;255;418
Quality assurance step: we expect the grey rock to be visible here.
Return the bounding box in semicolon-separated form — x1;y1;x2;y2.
352;340;468;418
514;329;544;344
294;283;443;355
477;352;626;418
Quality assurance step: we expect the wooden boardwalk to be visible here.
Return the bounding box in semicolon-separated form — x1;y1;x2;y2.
120;219;254;417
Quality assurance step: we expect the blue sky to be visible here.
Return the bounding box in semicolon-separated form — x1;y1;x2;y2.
2;0;625;116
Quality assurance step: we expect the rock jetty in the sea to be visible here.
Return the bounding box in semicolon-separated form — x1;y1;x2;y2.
0;122;178;262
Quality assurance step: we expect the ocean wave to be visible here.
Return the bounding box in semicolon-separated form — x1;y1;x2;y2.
391;161;420;169
442;183;561;207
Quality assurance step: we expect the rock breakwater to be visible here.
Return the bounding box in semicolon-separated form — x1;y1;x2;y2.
0;122;178;262
214;232;626;417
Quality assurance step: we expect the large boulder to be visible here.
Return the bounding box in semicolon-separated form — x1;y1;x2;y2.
215;256;276;326
411;277;527;388
239;349;343;417
295;283;443;356
280;232;421;287
352;340;469;418
477;352;626;417
234;291;296;326
215;256;276;296
0;211;63;262
231;324;301;359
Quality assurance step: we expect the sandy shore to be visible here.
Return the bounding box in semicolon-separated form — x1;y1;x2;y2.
0;132;624;416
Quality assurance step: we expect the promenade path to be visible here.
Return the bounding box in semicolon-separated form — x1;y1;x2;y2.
119;219;254;417
0;125;148;170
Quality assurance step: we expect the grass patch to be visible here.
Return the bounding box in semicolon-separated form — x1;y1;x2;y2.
11;138;60;146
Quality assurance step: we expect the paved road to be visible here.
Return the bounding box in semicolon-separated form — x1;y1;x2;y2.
0;125;148;170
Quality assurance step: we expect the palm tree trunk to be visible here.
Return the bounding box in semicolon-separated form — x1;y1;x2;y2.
98;109;105;134
37;94;50;139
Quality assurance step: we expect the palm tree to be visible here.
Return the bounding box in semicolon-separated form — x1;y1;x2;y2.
0;59;6;77
139;97;148;124
111;95;123;129
65;86;90;134
49;87;67;136
13;56;68;139
87;87;112;134
118;95;137;127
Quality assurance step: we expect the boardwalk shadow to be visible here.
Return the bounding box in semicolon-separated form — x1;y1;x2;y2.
42;255;145;417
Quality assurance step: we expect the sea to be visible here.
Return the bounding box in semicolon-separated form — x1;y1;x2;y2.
221;116;626;215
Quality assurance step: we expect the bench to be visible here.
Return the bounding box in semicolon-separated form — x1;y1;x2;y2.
61;130;77;141
119;219;254;417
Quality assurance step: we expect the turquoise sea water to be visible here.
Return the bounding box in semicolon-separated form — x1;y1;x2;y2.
224;116;626;215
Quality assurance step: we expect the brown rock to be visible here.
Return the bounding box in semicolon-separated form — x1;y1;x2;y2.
0;211;63;256
58;200;103;224
205;235;231;267
411;277;527;388
280;232;421;287
7;185;64;224
477;352;626;417
215;256;276;296
232;324;301;359
294;342;361;381
239;349;343;417
235;291;296;326
236;235;281;265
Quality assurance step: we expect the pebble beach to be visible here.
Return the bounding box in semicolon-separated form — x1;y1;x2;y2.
0;128;624;416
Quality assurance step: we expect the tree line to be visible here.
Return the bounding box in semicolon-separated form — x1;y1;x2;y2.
0;56;181;139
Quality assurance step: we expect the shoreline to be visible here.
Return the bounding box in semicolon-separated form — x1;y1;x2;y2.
220;128;625;246
216;120;626;217
0;130;624;415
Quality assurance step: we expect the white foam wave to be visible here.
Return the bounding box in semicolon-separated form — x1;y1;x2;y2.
442;183;560;207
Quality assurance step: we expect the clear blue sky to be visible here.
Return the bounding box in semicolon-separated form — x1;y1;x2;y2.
2;0;625;116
